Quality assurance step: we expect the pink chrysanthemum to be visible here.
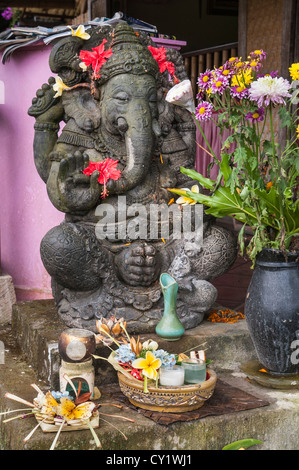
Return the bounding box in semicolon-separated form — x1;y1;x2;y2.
210;74;229;95
249;76;291;107
197;70;212;90
196;89;204;101
195;101;214;121
249;49;267;62
217;66;233;79
230;85;249;100
245;108;265;123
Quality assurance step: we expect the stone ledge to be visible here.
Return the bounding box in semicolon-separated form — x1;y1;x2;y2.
0;274;16;325
1;320;299;450
11;299;256;389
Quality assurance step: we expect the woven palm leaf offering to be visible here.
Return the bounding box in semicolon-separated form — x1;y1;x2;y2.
94;320;217;413
1;374;134;450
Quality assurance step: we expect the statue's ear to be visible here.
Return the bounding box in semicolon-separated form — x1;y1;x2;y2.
49;36;84;87
62;87;101;132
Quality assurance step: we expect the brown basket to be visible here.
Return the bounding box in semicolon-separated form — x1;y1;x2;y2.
117;369;217;413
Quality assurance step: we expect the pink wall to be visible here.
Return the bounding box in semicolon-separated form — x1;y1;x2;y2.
0;44;64;300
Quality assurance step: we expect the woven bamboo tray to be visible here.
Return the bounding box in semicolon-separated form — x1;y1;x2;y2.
37;412;99;433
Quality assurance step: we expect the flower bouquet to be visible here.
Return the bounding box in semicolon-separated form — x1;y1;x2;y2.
94;318;217;413
166;51;299;264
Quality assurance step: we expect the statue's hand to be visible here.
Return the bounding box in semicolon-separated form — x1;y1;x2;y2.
116;243;160;287
28;77;64;124
47;151;101;212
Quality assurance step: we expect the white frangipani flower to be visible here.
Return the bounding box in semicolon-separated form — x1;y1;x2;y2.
176;185;200;206
52;76;70;98
67;24;91;40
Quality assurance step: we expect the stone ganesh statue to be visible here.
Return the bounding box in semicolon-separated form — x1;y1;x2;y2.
28;23;237;333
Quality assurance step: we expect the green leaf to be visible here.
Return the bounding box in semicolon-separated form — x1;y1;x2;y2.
255;187;299;234
184;186;258;225
233;146;247;165
180;167;215;190
237;223;246;255
278;106;293;128
219;153;232;183
263;139;274;156
222;439;262;450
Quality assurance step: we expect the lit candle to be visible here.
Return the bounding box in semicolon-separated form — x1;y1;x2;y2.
159;365;185;386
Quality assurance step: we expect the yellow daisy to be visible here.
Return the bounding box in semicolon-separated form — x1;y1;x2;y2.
289;63;299;81
231;69;253;88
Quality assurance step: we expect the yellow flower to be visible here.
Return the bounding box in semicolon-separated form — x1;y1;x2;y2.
39;391;58;417
176;185;199;205
231;69;253;88
297;124;299;140
57;397;95;422
67;24;90;40
289;63;299;81
53;76;70;98
132;350;161;379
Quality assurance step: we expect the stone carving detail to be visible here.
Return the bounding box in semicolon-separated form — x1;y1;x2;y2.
28;22;237;333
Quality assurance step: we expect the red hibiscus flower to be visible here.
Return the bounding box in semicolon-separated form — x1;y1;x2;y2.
83;157;121;198
148;45;175;77
79;39;113;79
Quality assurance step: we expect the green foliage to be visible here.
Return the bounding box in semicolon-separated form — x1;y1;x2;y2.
222;439;262;450
169;56;299;264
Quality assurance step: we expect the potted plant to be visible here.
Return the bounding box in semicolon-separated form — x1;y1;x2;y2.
166;51;299;375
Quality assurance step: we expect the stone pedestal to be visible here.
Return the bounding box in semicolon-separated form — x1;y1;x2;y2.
0;274;16;324
11;299;256;390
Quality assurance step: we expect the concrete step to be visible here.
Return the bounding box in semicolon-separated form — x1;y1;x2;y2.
0;300;299;450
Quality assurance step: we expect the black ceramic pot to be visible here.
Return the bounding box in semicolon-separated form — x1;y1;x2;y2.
244;248;299;375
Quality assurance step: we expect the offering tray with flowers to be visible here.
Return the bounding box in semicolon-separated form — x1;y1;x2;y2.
1;373;135;450
94;318;217;413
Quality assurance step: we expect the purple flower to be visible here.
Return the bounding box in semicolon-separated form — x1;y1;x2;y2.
211;74;229;95
217;66;233;79
195;101;214;121
249;49;267;62
1;7;13;20
197;70;212;91
257;70;279;79
245;108;265;123
230;85;249;100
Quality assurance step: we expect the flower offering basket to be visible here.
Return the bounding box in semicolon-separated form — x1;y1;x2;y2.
117;369;217;413
95;317;217;413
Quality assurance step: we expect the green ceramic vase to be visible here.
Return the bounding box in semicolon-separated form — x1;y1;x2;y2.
155;273;185;341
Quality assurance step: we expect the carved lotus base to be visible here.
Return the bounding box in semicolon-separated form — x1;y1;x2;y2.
117;369;217;413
